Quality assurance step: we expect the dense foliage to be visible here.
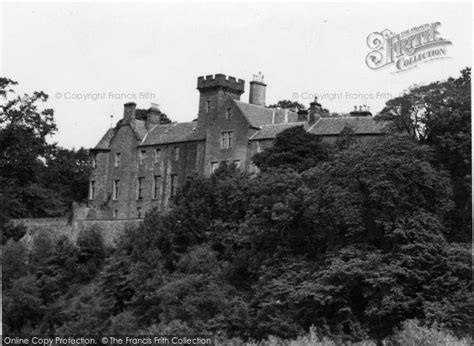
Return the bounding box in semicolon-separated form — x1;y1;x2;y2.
0;78;92;237
252;126;329;172
2;69;471;342
377;67;471;242
267;100;305;110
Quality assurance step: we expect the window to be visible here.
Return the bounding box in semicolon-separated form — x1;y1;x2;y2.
154;148;161;163
91;154;97;168
173;146;179;161
89;181;96;200
257;140;269;153
137;207;142;219
153;175;161;199
226;107;232;119
113;210;118;219
170;174;178;197
210;161;219;174
113;180;120;200
139;150;146;165
233;160;241;168
221;131;233;149
115;153;121;167
137;177;144;200
206;100;211;113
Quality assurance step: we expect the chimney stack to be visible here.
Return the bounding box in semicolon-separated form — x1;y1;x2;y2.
249;72;266;107
123;102;136;124
146;103;162;129
350;104;372;117
297;109;309;122
308;97;322;124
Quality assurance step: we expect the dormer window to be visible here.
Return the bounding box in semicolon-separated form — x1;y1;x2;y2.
206;100;211;113
226;107;232;119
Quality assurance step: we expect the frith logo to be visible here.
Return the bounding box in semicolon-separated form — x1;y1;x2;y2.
366;22;452;73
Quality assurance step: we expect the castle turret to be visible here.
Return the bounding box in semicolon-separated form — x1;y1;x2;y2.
196;74;245;123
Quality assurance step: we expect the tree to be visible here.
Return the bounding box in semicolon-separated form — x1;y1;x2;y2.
3;275;44;333
252;126;329;172
268;100;305;110
0;78;91;224
303;135;453;251
135;108;173;124
2;240;28;288
1;222;26;245
0;78;58;221
41;147;92;204
76;226;108;281
377;68;471;241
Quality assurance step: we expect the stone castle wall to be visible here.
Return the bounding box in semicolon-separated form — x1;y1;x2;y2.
11;206;142;248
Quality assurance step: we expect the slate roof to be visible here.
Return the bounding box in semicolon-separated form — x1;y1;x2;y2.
250;122;307;140
93;128;115;150
140;122;198;146
92;119;148;150
130;119;147;139
93;103;389;150
309;116;389;136
234;100;298;128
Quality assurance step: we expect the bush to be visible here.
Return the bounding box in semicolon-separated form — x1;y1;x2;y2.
1;222;26;245
391;319;472;346
2;240;28;288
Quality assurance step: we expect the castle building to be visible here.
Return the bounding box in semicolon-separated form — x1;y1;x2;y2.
88;73;388;219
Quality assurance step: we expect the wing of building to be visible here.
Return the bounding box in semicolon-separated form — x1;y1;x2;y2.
88;73;390;220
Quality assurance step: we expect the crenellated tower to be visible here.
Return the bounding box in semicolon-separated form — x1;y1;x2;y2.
196;74;245;127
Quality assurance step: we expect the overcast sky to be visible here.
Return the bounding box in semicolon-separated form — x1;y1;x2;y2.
1;1;472;149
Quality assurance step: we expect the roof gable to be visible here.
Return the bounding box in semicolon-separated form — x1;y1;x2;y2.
93;128;115;150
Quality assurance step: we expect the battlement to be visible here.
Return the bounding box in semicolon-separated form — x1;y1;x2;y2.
197;73;245;93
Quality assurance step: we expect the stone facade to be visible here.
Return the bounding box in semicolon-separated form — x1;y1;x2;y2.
88;73;389;220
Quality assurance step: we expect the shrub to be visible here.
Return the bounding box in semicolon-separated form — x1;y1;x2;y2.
1;222;26;244
391;319;472;346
